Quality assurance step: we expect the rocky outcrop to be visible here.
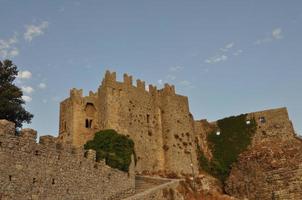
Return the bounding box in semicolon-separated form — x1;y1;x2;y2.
225;138;302;200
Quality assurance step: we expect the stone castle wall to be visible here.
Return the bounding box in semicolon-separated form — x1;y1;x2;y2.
223;108;302;199
225;138;302;200
0;120;135;200
58;71;199;175
246;107;295;145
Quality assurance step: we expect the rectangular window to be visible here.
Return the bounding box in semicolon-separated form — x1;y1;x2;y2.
85;119;92;128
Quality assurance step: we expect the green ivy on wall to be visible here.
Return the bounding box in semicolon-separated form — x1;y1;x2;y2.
198;114;256;183
84;129;135;172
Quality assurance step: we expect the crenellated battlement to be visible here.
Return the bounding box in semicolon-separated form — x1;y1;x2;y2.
100;70;178;97
70;88;83;99
123;73;133;86
136;79;145;90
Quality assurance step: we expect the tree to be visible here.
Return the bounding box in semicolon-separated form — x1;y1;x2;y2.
84;129;135;172
0;59;33;129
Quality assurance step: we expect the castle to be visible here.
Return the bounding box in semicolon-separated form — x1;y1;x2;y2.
57;71;296;176
1;70;302;200
58;71;200;175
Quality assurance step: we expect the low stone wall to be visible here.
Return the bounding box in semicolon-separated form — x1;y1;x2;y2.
0;120;135;200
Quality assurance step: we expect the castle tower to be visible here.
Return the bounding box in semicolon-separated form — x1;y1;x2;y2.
58;71;199;175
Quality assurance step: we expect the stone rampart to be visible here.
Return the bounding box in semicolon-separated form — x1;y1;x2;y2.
0;120;135;200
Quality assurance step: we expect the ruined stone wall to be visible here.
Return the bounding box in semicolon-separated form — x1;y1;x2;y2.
59;71;199;175
225;138;302;200
246;107;295;145
58;89;100;147
194;119;215;160
223;108;301;199
0;120;135;200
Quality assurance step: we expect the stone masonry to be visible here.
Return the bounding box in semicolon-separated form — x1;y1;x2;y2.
58;71;199;175
0;120;135;200
224;108;302;200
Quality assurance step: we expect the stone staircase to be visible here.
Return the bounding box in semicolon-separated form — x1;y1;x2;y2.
134;176;168;193
122;176;182;200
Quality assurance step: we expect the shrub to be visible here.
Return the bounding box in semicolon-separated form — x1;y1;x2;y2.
84;129;135;172
198;114;256;183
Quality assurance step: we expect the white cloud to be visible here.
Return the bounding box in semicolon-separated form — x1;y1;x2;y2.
22;95;32;102
272;28;283;39
21;86;34;94
220;42;234;52
169;66;184;72
17;70;32;79
157;79;163;85
255;27;283;45
24;21;49;42
0;34;19;58
38;83;47;89
233;49;243;56
205;55;228;64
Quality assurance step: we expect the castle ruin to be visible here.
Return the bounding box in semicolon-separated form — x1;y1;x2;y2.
1;70;301;200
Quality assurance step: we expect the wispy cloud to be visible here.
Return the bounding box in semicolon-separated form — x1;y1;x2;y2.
17;70;32;79
205;42;237;64
255;27;283;45
24;21;49;42
169;66;184;72
157;79;163;85
21;86;34;94
233;49;243;56
179;80;191;86
205;55;228;64
220;42;234;52
22;95;32;102
0;34;19;58
38;83;47;89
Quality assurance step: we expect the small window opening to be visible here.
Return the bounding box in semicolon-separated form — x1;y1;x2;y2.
147;114;150;123
33;178;36;184
0;141;2;146
85;119;93;128
35;150;39;156
9;175;12;181
52;178;55;185
259;117;266;123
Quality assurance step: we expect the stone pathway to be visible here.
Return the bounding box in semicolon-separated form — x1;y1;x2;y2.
121;176;181;200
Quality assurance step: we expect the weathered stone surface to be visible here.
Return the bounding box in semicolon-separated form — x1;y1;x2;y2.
58;71;199;175
0;122;135;200
0;120;15;136
225;138;302;200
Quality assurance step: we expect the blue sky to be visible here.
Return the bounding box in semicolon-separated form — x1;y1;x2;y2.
1;0;302;136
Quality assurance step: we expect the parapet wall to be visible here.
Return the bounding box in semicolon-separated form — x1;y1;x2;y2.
0;120;135;200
